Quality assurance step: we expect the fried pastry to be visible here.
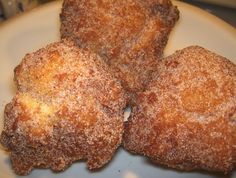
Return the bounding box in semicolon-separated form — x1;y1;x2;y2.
0;40;127;175
123;46;236;173
60;0;179;93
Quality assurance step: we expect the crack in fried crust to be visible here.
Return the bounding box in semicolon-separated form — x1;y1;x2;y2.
0;40;128;175
123;46;236;173
60;0;179;93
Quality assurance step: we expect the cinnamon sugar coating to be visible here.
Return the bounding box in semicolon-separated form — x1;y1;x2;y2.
60;0;179;93
0;40;127;175
123;46;236;173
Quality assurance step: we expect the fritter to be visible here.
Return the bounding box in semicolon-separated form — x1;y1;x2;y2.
123;46;236;173
60;0;179;93
0;40;127;175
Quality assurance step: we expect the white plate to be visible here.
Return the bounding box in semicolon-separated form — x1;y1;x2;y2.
0;1;236;178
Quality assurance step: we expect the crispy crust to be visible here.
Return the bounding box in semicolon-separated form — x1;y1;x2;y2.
0;40;127;175
123;46;236;173
60;0;179;93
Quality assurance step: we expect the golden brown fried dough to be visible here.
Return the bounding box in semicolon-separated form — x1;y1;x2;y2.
60;0;179;93
123;46;236;173
0;40;127;175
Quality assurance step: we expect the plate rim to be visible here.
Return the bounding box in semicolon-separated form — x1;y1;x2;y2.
173;1;236;37
0;0;235;37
